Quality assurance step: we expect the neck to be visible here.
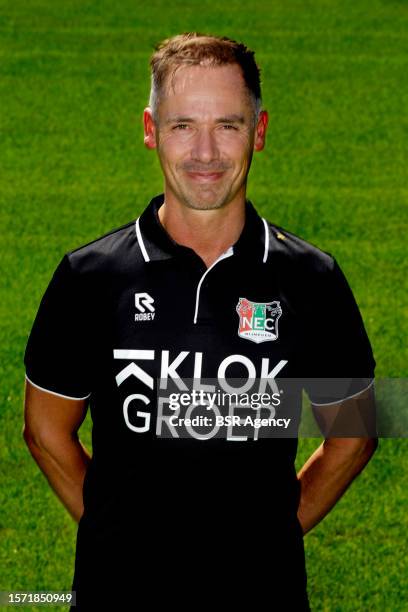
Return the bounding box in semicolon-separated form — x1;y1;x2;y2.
158;194;246;268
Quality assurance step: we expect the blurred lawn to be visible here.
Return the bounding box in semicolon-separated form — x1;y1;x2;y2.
1;0;407;610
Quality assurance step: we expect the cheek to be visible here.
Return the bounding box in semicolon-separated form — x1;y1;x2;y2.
220;135;253;158
158;135;192;161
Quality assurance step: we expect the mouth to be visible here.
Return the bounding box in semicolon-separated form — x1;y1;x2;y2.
186;171;224;182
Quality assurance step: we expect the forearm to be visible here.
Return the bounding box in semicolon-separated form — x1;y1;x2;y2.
24;432;91;523
297;438;378;535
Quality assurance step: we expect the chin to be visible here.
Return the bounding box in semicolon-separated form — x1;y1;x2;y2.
181;190;232;211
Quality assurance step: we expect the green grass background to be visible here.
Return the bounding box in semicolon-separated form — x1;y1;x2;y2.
1;0;407;610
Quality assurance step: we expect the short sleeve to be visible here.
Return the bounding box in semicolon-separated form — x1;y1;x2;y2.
24;254;93;400
302;257;376;405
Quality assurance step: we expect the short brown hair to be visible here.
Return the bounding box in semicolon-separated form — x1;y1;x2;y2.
149;32;262;121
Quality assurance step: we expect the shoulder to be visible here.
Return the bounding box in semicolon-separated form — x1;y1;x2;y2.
263;218;336;278
64;218;142;277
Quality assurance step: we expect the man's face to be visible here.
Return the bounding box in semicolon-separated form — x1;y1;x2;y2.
144;63;268;211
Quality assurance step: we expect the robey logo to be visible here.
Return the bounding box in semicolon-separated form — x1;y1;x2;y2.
134;292;155;321
113;349;288;438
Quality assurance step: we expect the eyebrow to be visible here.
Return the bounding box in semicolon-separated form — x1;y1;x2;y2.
165;114;246;125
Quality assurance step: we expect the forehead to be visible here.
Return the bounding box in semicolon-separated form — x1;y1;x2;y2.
159;63;252;116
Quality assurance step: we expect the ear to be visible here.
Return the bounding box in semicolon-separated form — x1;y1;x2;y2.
143;107;157;149
253;110;268;152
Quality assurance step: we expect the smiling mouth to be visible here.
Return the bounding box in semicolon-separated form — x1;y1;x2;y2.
186;171;224;182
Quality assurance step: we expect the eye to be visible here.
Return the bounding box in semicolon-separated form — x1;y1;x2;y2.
222;124;238;130
173;124;189;130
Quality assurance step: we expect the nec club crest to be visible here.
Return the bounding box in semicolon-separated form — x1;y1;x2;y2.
236;298;282;343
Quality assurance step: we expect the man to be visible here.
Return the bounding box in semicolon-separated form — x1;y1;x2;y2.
23;33;378;610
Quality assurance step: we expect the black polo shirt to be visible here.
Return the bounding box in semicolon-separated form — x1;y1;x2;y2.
24;193;375;609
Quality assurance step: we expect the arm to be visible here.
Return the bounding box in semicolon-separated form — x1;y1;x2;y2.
23;379;92;523
297;385;378;535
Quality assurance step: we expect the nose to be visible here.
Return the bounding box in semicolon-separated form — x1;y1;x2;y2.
191;127;219;164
